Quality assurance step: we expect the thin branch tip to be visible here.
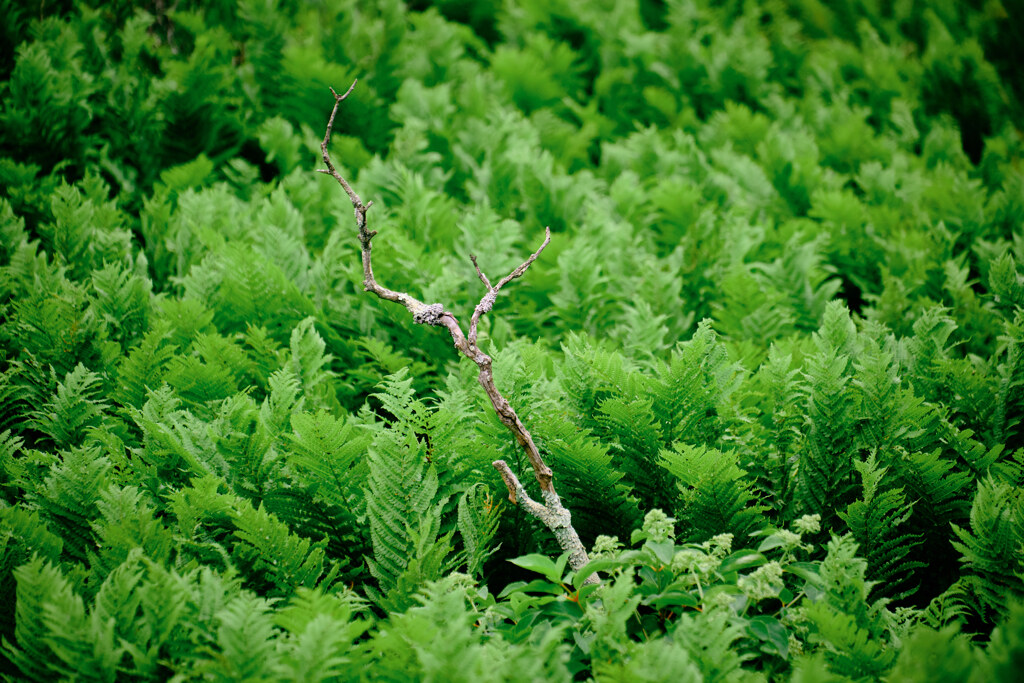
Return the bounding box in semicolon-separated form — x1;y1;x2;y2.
331;79;358;103
470;254;492;290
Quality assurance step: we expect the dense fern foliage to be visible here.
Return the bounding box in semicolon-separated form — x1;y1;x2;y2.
2;0;1023;679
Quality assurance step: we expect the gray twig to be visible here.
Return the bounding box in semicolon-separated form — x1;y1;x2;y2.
320;84;597;585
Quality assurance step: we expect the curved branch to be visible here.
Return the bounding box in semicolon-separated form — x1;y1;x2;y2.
320;85;595;583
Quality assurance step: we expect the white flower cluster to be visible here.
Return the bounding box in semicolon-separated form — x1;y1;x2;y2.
592;534;622;558
792;514;821;535
738;561;784;602
669;533;734;578
641;509;676;543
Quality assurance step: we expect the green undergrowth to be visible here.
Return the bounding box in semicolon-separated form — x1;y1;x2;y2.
1;0;1023;680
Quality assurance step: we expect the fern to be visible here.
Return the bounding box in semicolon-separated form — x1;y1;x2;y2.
88;484;175;587
0;506;63;643
798;346;858;528
984;598;1024;681
273;587;369;682
261;367;304;434
212;394;279;500
164;332;249;407
457;483;501;578
365;424;445;593
537;412;641;543
920;579;976;630
988;251;1024;310
89;260;152;351
231;500;329;596
4;556;120;681
29;363;107;450
367;575;571;681
950;478;1024;619
192;592;280;681
839;454;924;602
0;370;27;436
129;387;224;486
113;327;176;409
673;608;751;681
598;395;675;513
659;442;768;543
31;445;112;563
288;316;336;411
650;320;742;446
558;331;641;431
285;410;369;518
740;345;802;517
891;446;973;601
594;638;702;682
852;335;901;450
802;535;899;679
191;245;317;338
0;428;24;496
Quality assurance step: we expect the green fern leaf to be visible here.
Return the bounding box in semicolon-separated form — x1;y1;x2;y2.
231;500;328;596
113;328;176;409
840;454;924;601
29;363;107;449
659;442;768;542
457;483;501;578
31;445;111;563
950;478;1024;618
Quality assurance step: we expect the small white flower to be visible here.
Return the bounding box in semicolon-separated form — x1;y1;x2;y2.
793;514;821;535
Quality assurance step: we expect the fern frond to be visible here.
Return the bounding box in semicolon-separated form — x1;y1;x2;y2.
558;332;641;431
89;260;152;351
673;608;751;681
4;556;119;681
950;478;1024;618
598;395;675;512
31;445;112;563
273;587;368;682
651;320;742;446
919;579;975;630
803;535;898;679
260;367;304;434
537;413;641;542
365;423;441;591
659;442;768;542
840;454;924;602
0;505;63;642
113;328;176;409
88;484;175;586
457;483;501;578
371;368;426;431
130;387;223;484
231;500;328;596
739;345;802;516
853;335;901;449
205;593;279;680
798;346;858;527
29;363;107;449
288;316;335;411
285;410;369;518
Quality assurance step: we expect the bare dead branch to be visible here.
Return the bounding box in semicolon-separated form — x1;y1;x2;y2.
468;227;551;346
469;254;492;290
321;85;597;585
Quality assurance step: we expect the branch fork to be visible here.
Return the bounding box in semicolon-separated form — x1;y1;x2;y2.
320;81;596;584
